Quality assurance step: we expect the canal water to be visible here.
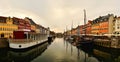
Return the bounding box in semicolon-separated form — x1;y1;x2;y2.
0;38;120;62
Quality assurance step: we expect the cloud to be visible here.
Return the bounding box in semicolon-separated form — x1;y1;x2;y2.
0;0;120;32
0;8;48;27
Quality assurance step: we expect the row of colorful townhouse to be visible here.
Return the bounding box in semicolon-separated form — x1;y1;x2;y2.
65;14;120;36
0;16;49;38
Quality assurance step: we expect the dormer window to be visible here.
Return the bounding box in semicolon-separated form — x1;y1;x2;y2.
117;27;120;29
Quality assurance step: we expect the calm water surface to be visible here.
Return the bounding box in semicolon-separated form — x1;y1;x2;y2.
32;38;98;62
0;38;120;62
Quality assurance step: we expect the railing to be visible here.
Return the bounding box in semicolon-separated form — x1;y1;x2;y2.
8;39;33;43
8;34;48;44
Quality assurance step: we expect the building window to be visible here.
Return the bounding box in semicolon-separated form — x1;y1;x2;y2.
117;27;119;29
114;32;116;34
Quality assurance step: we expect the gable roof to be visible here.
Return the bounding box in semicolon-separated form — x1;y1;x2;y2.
25;17;36;25
0;16;7;23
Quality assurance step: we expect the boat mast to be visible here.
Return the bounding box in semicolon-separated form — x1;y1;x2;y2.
66;25;68;36
84;9;86;36
77;25;80;36
71;20;73;36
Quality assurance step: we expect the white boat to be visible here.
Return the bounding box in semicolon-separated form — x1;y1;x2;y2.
8;35;48;49
8;38;48;49
8;30;50;49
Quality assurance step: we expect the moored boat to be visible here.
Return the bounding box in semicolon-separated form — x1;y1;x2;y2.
8;38;48;49
8;30;49;49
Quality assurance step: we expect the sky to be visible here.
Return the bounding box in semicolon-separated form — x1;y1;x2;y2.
0;0;120;33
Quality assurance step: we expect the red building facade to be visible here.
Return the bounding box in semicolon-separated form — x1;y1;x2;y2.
86;20;92;35
80;25;84;34
13;17;31;30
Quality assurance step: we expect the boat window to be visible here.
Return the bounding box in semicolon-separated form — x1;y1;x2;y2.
117;32;119;34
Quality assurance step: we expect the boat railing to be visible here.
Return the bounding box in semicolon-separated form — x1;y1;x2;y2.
8;39;33;43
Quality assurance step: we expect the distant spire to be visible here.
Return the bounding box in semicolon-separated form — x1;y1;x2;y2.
84;9;86;25
84;9;86;35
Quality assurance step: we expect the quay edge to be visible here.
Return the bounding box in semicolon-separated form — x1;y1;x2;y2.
93;35;120;49
0;38;9;48
73;35;120;49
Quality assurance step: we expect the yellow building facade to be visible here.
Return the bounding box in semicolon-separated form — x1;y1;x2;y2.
31;25;36;32
0;17;18;38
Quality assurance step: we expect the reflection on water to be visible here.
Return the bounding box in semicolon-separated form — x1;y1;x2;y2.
0;38;120;62
77;43;120;62
0;48;9;62
93;46;120;62
0;42;49;62
32;38;99;62
9;42;49;62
